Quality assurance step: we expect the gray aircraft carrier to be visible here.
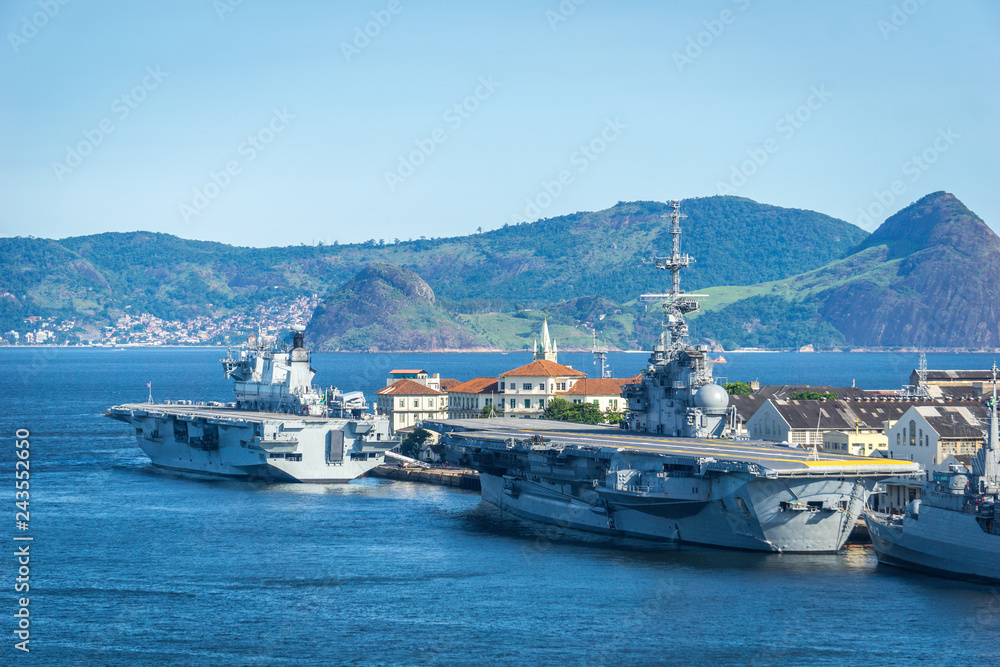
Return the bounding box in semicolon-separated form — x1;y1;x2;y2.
432;417;918;553
428;200;920;553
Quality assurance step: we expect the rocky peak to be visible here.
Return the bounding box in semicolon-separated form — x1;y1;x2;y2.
850;191;1000;260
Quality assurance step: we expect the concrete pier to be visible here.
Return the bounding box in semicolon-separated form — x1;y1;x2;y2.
369;463;480;491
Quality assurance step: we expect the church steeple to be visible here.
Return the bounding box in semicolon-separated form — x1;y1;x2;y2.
534;319;558;362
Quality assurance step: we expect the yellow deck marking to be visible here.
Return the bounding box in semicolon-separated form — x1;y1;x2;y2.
500;429;914;469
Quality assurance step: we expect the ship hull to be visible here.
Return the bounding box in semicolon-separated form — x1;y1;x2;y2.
111;405;387;484
480;472;862;553
867;508;1000;584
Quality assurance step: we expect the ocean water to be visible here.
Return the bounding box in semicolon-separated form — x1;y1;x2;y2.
3;347;999;665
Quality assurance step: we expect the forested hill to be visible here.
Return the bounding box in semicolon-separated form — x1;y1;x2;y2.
0;196;866;340
691;192;1000;350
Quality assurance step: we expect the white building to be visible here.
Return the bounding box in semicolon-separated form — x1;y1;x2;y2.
499;320;585;418
885;404;987;469
446;377;500;419
558;376;639;417
375;379;448;434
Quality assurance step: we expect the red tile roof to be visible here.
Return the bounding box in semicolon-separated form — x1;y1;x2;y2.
375;379;443;396
439;378;462;392
500;359;586;378
448;377;499;394
560;377;639;396
388;369;426;375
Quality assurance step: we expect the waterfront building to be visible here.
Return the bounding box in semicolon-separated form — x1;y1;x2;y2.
446;377;500;419
558;376;639;415
375;379;448;434
497;321;585;418
909;368;999;400
886;404;988;468
823;430;889;457
500;360;586;418
384;369;443;391
747;399;924;448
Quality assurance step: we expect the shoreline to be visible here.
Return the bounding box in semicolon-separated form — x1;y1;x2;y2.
3;345;1000;354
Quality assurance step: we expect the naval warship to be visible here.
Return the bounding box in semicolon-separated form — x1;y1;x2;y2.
867;366;1000;583
107;326;394;483
432;201;920;553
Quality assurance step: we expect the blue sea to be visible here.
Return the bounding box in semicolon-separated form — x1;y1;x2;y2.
3;348;999;665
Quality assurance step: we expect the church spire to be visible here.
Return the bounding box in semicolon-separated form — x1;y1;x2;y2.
534;319;558;362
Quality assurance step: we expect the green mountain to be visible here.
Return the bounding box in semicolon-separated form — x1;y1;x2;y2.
306;263;491;352
693;192;1000;349
0;195;866;348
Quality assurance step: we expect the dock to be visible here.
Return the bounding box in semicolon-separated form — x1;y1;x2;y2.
368;462;480;491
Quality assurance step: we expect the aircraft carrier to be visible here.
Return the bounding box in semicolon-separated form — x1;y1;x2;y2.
431;200;920;552
107;326;394;483
433;418;918;552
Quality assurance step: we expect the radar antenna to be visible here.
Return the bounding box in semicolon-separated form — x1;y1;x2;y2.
591;330;610;379
639;200;708;350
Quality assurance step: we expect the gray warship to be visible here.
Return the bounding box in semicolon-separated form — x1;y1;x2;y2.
107;326;394;483
434;200;920;552
867;365;1000;583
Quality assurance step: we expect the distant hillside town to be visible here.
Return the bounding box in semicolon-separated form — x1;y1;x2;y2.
2;295;319;347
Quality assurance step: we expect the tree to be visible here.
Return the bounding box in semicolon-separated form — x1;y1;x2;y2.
400;428;432;459
604;406;626;424
479;402;503;418
723;381;753;395
544;397;604;424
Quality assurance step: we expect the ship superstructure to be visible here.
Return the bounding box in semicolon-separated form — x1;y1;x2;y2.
107;327;394;483
867;364;1000;582
622;200;733;438
434;200;920;553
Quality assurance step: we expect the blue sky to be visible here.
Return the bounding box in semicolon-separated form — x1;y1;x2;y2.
1;0;997;247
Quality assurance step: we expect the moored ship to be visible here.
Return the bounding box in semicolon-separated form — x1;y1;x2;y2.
434;200;920;552
866;366;1000;582
107;326;394;482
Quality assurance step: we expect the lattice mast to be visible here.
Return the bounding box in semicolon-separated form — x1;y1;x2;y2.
641;200;706;349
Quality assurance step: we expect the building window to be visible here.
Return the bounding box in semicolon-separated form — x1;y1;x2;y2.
399;399;405;408
414;399;420;408
500;382;505;391
524;399;530;409
611;400;618;409
510;399;515;409
909;420;916;446
523;383;531;390
557;382;566;391
896;432;900;446
539;399;545;409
